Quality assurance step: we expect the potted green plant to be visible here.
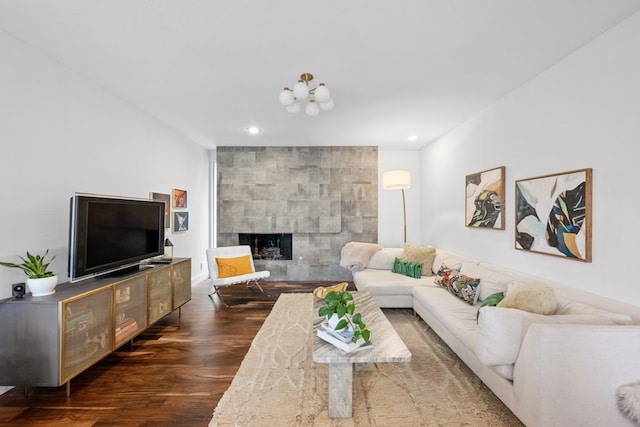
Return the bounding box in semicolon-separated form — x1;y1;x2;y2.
0;249;58;296
318;290;371;343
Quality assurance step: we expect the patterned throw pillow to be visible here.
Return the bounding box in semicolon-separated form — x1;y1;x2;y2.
392;258;423;279
448;274;481;305
402;243;436;277
434;263;458;288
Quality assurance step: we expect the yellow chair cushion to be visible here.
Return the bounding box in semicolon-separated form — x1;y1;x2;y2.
216;255;253;278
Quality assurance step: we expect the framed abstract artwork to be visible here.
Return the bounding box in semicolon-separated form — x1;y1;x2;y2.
149;192;171;229
465;166;505;229
172;188;187;208
173;211;189;232
515;168;592;262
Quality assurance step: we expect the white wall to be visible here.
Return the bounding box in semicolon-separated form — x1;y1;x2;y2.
378;150;421;247
420;12;640;305
0;31;211;301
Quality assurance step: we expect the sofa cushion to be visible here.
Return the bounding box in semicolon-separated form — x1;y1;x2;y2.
402;243;436;276
459;263;514;301
367;248;403;270
413;286;479;351
555;298;634;324
497;283;557;315
392;257;422;278
447;273;481;305
476;306;621;366
352;269;434;296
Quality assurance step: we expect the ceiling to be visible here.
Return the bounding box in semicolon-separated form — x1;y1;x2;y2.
1;1;639;150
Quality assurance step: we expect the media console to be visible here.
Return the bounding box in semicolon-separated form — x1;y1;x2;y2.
0;258;191;396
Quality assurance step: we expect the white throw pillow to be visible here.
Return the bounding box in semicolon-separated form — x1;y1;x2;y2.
367;248;404;270
459;264;514;302
476;306;619;366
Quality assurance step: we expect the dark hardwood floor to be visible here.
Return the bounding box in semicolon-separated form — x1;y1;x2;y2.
0;280;353;426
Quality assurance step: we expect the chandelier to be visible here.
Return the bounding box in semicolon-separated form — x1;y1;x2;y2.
278;73;334;116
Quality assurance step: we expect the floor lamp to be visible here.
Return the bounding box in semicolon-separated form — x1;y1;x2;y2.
382;170;411;243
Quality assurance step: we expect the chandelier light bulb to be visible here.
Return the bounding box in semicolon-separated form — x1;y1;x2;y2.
305;100;320;116
286;102;301;113
293;80;309;99
319;98;334;111
314;83;331;102
279;88;294;106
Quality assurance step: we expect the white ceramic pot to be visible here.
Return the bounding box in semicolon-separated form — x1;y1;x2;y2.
27;275;58;297
327;313;353;332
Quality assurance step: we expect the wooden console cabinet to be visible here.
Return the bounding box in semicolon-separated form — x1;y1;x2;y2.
0;258;191;395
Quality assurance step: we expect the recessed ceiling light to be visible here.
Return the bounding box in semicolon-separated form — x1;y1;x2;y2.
247;126;261;135
408;135;417;142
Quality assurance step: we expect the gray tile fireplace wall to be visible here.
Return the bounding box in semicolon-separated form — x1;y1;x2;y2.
217;146;378;281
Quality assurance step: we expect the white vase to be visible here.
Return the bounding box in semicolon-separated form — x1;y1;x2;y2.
27;275;58;297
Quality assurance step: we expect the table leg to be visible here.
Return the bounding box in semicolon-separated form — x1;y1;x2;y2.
328;362;353;418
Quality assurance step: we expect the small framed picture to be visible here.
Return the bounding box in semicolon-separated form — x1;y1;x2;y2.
173;211;189;232
465;166;505;230
172;188;187;208
149;192;171;229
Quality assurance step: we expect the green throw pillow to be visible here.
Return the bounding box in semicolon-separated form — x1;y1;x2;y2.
476;291;505;320
392;257;422;279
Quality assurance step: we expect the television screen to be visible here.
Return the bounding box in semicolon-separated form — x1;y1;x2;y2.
69;193;165;282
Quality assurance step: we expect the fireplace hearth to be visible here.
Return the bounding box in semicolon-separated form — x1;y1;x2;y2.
238;233;293;260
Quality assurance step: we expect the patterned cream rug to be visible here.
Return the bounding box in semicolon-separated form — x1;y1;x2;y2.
210;293;522;426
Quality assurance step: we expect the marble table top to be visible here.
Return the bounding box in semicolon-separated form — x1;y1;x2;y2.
312;291;412;364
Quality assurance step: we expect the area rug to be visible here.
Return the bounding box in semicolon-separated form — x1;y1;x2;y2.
210;293;522;426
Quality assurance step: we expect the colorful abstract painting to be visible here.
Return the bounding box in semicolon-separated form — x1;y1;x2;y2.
172;188;187;208
515;168;592;262
465;166;505;229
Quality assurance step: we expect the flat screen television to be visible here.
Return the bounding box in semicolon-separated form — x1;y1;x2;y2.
68;193;165;282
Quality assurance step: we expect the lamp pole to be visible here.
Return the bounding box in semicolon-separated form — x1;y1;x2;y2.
402;188;407;243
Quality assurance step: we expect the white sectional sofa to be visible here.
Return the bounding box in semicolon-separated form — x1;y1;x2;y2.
351;247;640;426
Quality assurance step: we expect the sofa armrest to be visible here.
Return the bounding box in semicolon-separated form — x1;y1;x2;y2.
514;324;640;426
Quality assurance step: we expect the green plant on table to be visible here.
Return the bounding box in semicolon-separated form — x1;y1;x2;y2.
318;290;371;343
0;249;56;279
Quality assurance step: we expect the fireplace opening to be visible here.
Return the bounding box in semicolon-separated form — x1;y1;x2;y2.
238;233;293;260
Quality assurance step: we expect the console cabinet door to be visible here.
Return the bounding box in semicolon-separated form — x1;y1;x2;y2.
148;266;172;324
172;258;191;309
114;275;148;348
61;287;113;384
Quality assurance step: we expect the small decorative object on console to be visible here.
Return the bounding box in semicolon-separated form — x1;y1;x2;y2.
1;249;58;297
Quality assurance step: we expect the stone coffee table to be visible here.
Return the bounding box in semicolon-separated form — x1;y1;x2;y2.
312;291;412;418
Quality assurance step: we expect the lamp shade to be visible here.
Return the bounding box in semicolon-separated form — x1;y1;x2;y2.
383;170;411;190
286;102;301;113
305;100;320;116
293;81;308;99
314;83;331;102
279;88;295;106
319;98;334;111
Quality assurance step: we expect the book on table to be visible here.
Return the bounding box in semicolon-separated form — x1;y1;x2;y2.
316;322;373;354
